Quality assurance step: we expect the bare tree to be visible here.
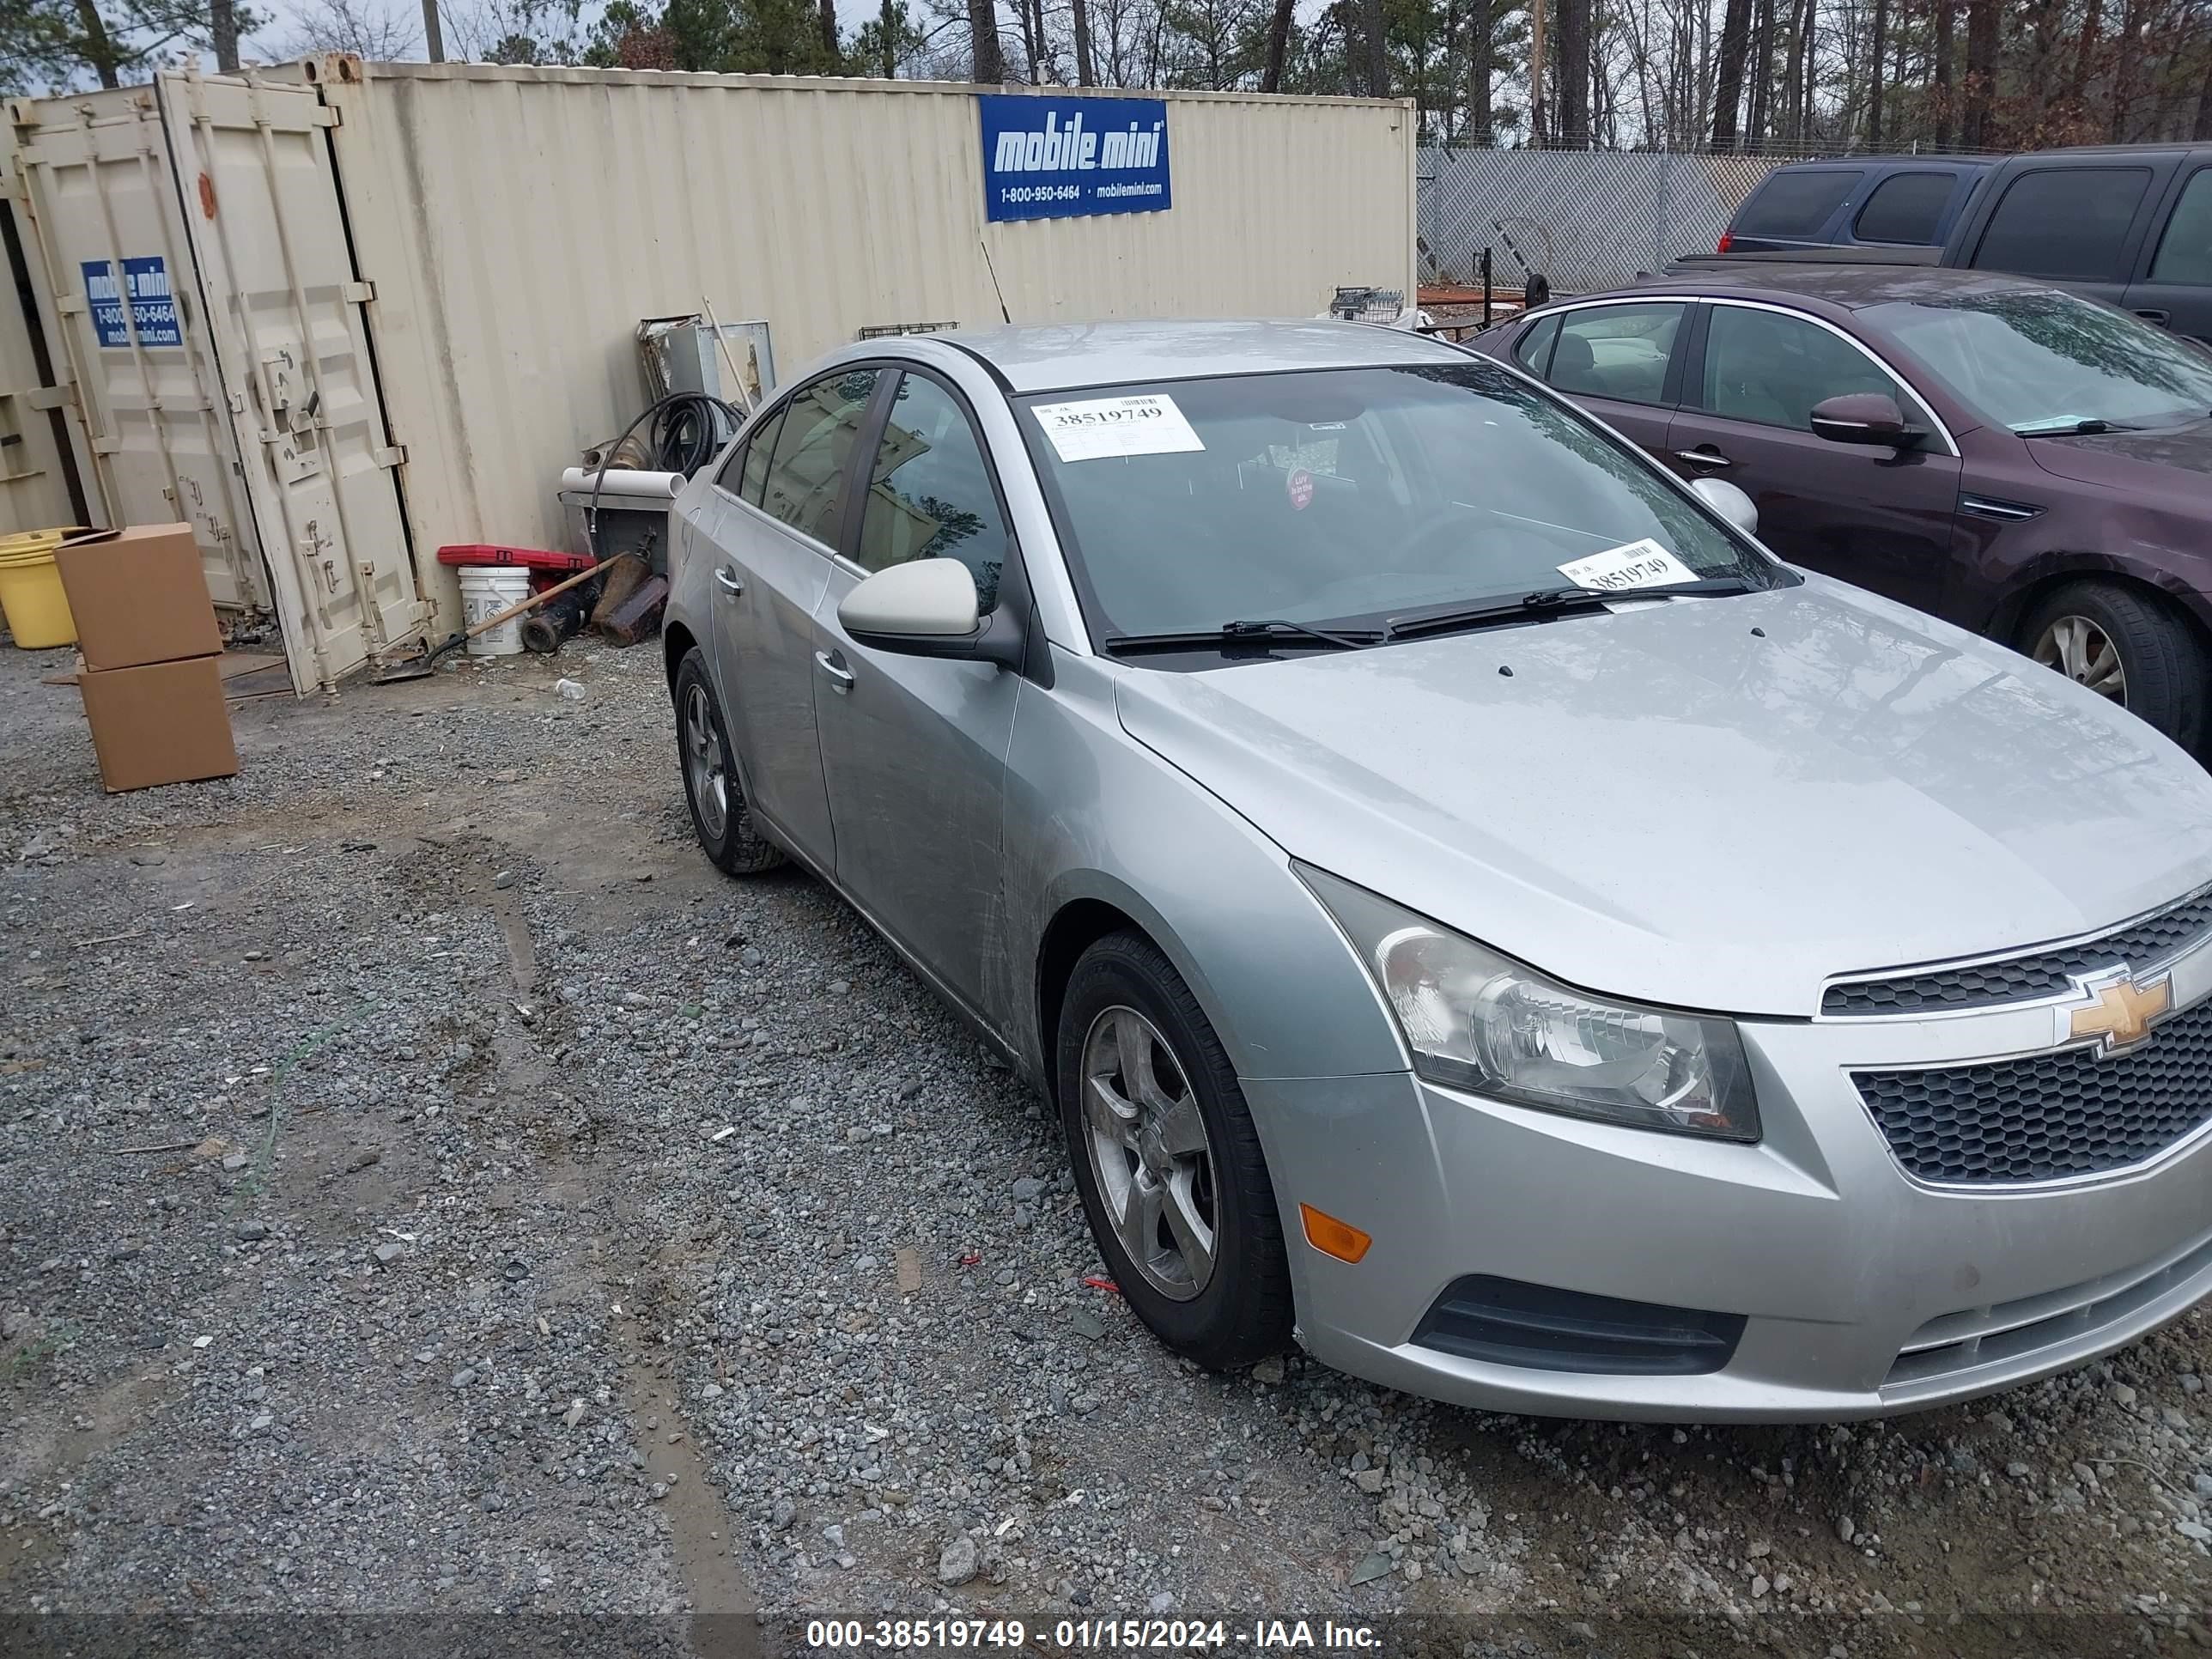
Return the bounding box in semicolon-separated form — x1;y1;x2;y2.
274;0;420;57
968;0;1004;78
1960;0;1996;143
210;0;238;66
1360;0;1389;94
1931;0;1954;141
1071;0;1094;82
1866;0;1887;142
1711;0;1753;143
1258;0;1289;89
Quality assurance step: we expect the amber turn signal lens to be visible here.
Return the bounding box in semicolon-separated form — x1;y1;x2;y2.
1299;1203;1372;1264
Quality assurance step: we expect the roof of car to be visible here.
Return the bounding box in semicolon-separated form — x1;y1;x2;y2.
1762;152;1997;169
1618;262;2058;309
931;319;1471;392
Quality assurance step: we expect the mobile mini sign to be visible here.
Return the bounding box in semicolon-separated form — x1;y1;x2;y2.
979;94;1171;223
81;256;182;348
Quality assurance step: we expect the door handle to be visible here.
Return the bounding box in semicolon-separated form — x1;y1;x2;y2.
814;649;855;692
1675;447;1732;469
714;566;744;595
2134;307;2172;325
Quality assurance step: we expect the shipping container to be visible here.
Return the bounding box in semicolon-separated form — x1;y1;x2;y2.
5;61;1418;689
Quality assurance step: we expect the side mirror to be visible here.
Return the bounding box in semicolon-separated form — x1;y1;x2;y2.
1810;392;1922;447
1689;476;1759;537
837;558;1024;670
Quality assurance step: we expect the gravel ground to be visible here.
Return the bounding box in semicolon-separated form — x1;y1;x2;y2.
3;636;2210;1657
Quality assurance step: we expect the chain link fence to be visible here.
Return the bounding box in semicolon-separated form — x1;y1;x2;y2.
1419;149;1816;294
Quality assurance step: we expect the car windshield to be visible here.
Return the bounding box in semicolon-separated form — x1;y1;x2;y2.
1865;290;2212;434
1012;362;1780;641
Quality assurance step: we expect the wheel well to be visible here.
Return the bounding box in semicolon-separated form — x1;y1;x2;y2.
1996;570;2212;653
1036;898;1146;1100
664;621;698;690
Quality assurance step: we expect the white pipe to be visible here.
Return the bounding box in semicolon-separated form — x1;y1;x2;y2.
558;466;684;499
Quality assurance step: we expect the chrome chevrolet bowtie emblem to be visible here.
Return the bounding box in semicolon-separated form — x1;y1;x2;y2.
2063;972;2173;1056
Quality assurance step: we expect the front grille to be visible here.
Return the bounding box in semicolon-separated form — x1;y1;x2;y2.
1854;994;2212;1183
1823;887;2212;1015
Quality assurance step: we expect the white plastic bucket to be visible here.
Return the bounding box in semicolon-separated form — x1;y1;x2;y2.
459;566;532;657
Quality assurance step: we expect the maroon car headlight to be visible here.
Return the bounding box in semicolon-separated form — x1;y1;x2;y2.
1297;864;1760;1142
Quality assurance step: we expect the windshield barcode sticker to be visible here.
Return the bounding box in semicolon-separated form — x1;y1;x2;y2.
1032;394;1206;462
1557;538;1699;592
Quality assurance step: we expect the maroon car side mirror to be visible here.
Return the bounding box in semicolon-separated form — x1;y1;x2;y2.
1810;392;1924;448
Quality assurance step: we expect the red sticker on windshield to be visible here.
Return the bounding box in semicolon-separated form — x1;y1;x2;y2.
1286;467;1315;511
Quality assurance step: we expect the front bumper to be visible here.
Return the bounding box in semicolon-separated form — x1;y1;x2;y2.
1251;953;2212;1422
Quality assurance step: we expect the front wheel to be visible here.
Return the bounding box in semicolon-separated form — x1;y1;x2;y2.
2021;582;2210;756
673;648;785;876
1055;932;1291;1370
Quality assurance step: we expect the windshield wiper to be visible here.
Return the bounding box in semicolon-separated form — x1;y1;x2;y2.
1102;618;1382;655
2011;417;2136;436
1381;577;1758;642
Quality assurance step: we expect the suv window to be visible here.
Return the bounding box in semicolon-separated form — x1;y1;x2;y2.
1699;306;1909;429
721;405;785;502
1735;170;1863;238
2148;167;2212;285
1545;304;1684;405
1512;313;1559;373
761;368;879;546
1852;172;1954;245
854;373;1010;612
1972;167;2152;281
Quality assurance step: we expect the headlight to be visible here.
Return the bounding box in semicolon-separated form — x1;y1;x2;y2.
1297;864;1759;1141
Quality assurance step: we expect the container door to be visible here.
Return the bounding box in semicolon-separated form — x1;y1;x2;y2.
155;71;420;692
0;191;91;535
6;86;265;610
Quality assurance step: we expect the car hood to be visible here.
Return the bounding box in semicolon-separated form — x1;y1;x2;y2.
2026;419;2212;488
1115;577;2212;1018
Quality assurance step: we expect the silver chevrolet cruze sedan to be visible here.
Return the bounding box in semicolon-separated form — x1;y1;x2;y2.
662;319;2212;1422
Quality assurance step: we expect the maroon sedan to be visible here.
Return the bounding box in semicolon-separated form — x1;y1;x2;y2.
1467;265;2212;755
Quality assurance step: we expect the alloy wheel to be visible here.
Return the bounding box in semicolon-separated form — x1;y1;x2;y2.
2033;614;2129;703
682;682;729;841
1079;1006;1220;1301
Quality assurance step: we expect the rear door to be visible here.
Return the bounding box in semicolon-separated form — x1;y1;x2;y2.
701;364;880;866
1844;169;1963;249
155;73;418;691
2125;162;2212;343
1519;300;1690;455
1724;167;1864;252
1959;161;2165;315
1666;301;1962;615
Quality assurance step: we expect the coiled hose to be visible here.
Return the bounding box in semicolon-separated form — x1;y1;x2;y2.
586;390;744;556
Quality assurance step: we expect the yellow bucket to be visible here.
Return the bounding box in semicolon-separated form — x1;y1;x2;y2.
0;528;76;649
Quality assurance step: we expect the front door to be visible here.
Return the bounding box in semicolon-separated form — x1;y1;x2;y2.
1668;301;1961;616
812;368;1021;1013
702;365;881;866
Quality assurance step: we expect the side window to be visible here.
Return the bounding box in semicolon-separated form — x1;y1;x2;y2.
1699;306;1909;430
1546;304;1685;405
854;374;1011;612
729;406;786;504
2148;168;2212;286
760;368;880;546
1972;167;2152;281
1511;313;1559;374
1852;172;1954;245
1733;169;1864;239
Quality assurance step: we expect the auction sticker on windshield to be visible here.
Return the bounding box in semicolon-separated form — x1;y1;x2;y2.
1032;394;1206;462
1558;538;1699;592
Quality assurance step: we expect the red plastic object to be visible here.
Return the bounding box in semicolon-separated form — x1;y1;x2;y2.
1083;1276;1121;1294
1716;229;1735;254
436;543;595;573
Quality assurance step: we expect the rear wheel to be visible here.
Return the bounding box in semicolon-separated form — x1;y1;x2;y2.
674;648;784;876
1055;932;1291;1369
2021;581;2209;755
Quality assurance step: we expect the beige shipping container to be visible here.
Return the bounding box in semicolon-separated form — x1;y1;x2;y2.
304;61;1419;613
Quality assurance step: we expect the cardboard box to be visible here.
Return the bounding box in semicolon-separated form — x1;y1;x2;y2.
54;523;222;672
76;657;240;793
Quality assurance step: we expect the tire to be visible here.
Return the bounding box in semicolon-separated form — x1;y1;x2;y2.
2020;582;2211;756
1055;932;1291;1369
673;648;785;876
